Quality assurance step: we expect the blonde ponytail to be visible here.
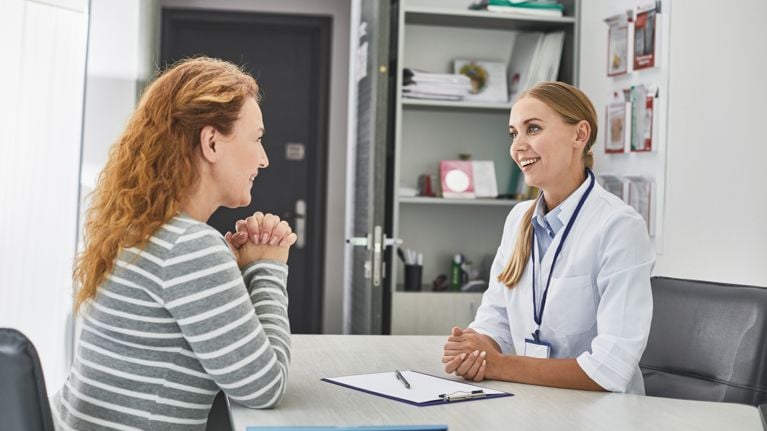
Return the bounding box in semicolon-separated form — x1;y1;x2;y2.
497;202;536;288
584;147;594;169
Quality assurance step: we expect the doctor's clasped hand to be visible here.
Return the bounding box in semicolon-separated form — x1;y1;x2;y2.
442;326;500;381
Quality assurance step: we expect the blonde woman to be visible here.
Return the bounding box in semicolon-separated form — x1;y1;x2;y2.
53;57;296;429
442;82;654;394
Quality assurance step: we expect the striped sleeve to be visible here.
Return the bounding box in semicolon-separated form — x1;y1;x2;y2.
242;261;291;373
160;224;291;408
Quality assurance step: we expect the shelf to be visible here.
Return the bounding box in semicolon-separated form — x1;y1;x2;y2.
402;98;513;112
404;7;576;31
399;196;518;207
394;289;485;296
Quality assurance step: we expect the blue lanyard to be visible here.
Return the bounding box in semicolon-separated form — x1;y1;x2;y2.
531;169;595;341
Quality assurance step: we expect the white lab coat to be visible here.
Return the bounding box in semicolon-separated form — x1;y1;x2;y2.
470;179;655;394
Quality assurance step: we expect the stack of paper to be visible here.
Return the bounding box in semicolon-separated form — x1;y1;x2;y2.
402;68;472;101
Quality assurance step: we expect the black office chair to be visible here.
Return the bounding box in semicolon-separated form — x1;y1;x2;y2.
761;404;767;429
206;391;232;431
0;328;55;431
640;277;767;407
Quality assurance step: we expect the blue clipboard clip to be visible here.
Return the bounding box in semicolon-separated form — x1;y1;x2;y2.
438;389;486;402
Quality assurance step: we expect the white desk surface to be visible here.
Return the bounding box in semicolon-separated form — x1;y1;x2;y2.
229;335;762;431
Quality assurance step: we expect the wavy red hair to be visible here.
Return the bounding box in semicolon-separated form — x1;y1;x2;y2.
74;57;259;312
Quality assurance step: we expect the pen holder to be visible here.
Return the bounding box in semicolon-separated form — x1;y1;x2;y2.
404;264;423;292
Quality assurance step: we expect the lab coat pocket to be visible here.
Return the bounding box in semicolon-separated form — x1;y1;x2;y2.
544;274;596;336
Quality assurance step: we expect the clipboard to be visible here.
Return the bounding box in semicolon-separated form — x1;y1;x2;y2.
321;370;513;407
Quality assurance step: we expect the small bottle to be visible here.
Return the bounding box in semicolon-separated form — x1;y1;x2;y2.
449;254;463;291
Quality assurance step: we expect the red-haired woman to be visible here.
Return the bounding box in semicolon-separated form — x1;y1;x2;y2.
52;57;295;430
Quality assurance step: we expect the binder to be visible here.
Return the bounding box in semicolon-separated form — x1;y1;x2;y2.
321;370;513;407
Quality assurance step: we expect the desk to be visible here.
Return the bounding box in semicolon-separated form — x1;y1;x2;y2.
229;335;762;431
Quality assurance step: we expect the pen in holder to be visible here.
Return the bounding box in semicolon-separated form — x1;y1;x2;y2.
399;247;423;292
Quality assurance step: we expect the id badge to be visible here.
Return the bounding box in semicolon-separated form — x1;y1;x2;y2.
524;338;551;358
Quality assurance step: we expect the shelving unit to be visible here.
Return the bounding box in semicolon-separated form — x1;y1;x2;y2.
390;0;579;335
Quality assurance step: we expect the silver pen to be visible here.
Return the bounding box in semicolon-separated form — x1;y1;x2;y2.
395;369;411;389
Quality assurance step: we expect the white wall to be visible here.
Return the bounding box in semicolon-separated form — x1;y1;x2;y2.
580;0;767;287
0;0;88;393
81;0;144;193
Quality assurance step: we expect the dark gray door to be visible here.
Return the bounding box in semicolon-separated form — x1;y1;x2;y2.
160;8;330;334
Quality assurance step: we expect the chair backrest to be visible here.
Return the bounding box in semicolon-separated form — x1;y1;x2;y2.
640;277;767;405
0;328;55;431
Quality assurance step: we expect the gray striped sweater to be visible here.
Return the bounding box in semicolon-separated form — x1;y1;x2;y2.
52;215;291;430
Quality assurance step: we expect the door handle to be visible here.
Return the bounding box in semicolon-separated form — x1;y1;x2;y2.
346;226;402;285
295;199;306;249
345;235;402;249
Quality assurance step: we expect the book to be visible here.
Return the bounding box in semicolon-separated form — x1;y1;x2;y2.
486;5;564;17
471;161;499;198
528;31;565;84
486;0;564;17
439;161;500;199
440;160;475;198
508;31;544;100
507;31;564;101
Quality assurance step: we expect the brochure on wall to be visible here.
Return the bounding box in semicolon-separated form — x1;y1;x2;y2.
597;174;625;200
453;60;508;102
625;175;654;236
605;12;631;76
605;90;630;154
633;3;658;71
630;85;656;152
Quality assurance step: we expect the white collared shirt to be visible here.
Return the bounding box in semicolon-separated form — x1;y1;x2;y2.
470;179;655;394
